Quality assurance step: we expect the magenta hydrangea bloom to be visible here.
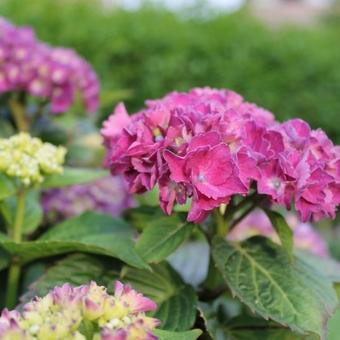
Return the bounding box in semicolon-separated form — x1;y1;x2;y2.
41;176;135;223
228;210;329;257
0;17;99;113
102;88;340;223
0;281;159;339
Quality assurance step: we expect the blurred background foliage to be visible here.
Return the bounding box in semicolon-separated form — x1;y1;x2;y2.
1;0;340;143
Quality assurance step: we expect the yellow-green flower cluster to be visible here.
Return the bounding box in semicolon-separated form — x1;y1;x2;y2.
0;281;159;340
0;133;66;186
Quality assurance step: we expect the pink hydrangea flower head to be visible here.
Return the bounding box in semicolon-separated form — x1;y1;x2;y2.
102;87;339;223
0;17;99;114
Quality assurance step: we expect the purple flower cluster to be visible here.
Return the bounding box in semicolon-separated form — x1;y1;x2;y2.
0;17;99;113
102;87;340;223
228;210;329;257
41;176;134;223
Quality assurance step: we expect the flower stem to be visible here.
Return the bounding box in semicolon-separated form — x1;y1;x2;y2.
5;189;26;308
214;209;229;237
9;95;29;132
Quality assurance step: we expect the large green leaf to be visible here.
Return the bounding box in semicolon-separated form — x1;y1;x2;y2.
225;316;317;340
0;173;16;201
21;254;120;303
199;303;314;340
0;190;43;235
264;210;293;257
198;297;242;339
295;250;340;283
40;211;134;240
136;215;194;263
154;329;202;340
41;167;107;189
122;262;198;331
212;236;338;339
0;212;148;269
328;308;340;340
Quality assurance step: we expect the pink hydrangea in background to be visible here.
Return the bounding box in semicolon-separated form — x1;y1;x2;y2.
0;17;99;113
101;87;340;223
0;281;159;339
41;176;135;223
228;210;329;257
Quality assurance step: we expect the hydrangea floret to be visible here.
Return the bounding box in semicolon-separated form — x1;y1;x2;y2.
0;132;66;186
101;87;340;223
0;17;99;113
0;281;159;340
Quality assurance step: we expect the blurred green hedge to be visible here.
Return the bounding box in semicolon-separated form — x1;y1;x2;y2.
1;0;340;142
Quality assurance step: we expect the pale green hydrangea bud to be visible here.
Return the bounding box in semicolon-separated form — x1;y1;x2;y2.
0;133;66;186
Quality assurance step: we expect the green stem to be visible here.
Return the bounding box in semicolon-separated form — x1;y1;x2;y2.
9;95;29;132
213;209;229;237
5;189;26;308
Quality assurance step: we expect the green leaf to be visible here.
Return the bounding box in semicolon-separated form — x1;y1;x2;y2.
295;250;340;283
212;236;338;339
0;190;43;235
125;206;165;231
198;297;242;339
41;167;107;189
136;215;194;263
328;308;340;340
0;212;148;269
224;316;317;340
154;329;202;340
0;173;16;200
40;211;134;240
264;210;293;256
21;254;120;303
122;262;198;331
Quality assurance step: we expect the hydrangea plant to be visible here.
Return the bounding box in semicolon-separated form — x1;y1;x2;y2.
100;87;340;339
0;17;339;340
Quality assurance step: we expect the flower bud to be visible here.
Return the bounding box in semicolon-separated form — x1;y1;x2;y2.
0;133;66;186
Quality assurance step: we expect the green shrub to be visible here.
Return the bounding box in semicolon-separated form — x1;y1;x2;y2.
1;0;340;142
